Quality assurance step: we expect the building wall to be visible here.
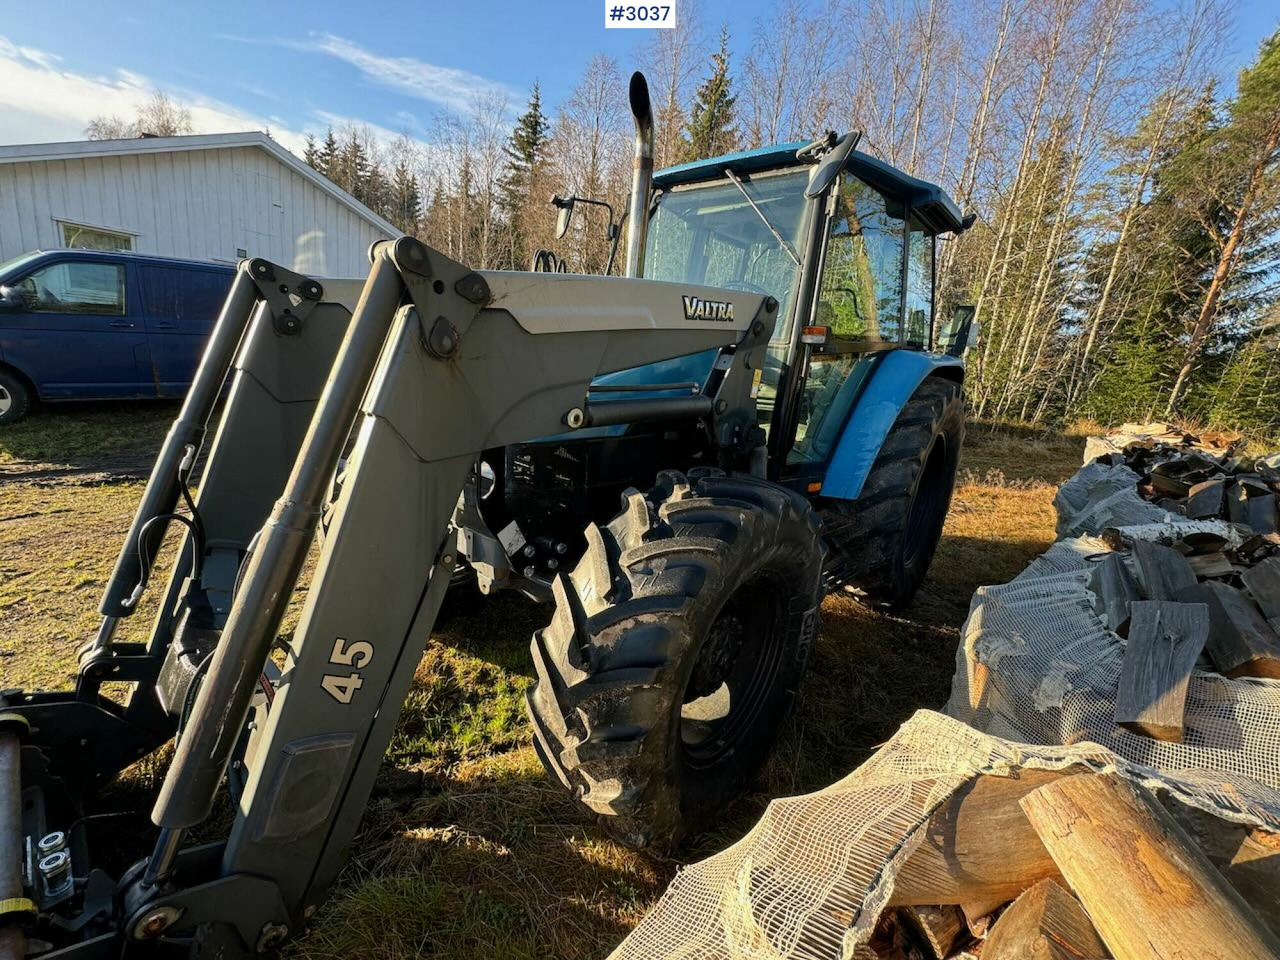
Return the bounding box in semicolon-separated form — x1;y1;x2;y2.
0;146;389;277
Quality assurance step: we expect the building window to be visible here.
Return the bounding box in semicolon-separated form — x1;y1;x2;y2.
59;221;134;252
15;262;127;315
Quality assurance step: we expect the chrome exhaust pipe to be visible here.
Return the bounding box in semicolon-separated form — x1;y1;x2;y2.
625;71;654;278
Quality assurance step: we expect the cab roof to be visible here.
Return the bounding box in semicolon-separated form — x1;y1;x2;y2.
653;139;968;236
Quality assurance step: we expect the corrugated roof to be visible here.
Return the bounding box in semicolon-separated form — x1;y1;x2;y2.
0;131;399;238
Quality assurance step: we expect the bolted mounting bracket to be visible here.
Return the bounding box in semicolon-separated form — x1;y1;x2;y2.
381;236;492;363
244;258;325;337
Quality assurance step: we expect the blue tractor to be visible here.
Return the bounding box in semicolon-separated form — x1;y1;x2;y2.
0;71;980;959
457;74;977;848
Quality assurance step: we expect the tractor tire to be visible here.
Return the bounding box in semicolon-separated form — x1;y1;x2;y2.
0;368;32;425
526;469;824;850
434;560;484;625
820;377;963;607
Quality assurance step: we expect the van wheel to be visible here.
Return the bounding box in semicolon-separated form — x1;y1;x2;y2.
0;369;32;425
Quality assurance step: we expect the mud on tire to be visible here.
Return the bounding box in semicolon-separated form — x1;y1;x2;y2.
820;377;964;607
525;469;824;850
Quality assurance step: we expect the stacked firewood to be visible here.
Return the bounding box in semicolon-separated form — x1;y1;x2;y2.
1077;427;1280;743
867;769;1280;960
1090;425;1279;535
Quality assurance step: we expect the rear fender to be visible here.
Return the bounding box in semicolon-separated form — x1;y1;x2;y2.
818;350;963;501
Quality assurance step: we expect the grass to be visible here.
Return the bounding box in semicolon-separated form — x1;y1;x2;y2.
0;401;1084;958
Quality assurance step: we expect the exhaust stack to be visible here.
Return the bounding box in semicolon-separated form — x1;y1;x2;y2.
625;71;654;278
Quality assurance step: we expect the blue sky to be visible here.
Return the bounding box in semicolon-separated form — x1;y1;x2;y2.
0;0;1276;155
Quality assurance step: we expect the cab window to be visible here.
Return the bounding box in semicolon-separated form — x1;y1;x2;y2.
905;219;934;348
17;262;126;316
814;176;905;343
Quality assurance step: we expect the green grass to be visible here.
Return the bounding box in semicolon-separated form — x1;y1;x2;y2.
0;408;1085;958
0;399;174;466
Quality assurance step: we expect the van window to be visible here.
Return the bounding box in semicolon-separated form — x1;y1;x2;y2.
139;266;232;324
18;262;126;316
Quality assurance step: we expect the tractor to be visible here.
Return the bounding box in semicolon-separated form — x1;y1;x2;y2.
0;73;975;957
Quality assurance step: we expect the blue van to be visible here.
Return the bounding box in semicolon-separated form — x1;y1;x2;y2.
0;250;235;424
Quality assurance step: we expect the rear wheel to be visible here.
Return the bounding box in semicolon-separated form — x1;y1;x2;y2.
526;469;824;850
0;368;32;425
820;377;963;606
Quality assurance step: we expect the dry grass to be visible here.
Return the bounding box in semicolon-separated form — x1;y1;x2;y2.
0;403;1083;958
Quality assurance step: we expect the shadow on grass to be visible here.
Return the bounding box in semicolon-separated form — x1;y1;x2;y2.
306;753;663;960
0;399;177;475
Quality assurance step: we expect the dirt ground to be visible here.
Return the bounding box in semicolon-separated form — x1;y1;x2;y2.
0;401;1084;959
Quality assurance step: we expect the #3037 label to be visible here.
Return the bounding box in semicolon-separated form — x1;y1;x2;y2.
605;0;676;28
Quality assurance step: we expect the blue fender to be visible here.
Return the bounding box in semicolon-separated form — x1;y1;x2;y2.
819;350;964;502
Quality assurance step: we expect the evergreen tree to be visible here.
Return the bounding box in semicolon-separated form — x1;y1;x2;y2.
302;135;319;169
388;158;422;235
318;128;339;180
682;26;739;162
335;130;371;200
501;83;549;212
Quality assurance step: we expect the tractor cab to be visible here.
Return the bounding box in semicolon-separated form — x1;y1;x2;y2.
634;132;971;490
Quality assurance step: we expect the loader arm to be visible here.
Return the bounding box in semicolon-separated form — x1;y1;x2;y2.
0;237;775;957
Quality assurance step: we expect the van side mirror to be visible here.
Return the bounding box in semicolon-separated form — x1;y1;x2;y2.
940;304;979;357
0;285;27;312
552;196;575;239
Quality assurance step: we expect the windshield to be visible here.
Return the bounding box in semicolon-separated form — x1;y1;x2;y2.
643;168;811;340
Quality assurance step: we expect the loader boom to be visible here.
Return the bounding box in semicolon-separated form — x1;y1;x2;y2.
0;237;775;956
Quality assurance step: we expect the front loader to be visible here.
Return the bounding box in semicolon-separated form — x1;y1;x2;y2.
0;73;975;957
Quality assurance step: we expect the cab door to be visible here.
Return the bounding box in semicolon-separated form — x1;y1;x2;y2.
4;257;152;399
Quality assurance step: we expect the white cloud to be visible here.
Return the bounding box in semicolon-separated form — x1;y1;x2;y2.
0;35;309;154
227;32;516;115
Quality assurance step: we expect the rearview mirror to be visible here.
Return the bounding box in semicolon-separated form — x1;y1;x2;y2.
553;196;575;239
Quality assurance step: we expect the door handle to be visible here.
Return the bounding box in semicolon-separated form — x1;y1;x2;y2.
110;319;136;328
153;320;175;330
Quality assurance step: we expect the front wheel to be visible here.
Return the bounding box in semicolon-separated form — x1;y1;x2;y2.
820;377;964;607
525;469;824;850
0;368;32;425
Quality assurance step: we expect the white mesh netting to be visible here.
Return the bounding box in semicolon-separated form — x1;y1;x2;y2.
609;451;1280;960
608;710;1279;960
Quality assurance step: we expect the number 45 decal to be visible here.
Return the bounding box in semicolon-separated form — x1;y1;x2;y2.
322;637;374;704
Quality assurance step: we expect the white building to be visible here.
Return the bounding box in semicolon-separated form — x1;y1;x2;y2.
0;132;397;276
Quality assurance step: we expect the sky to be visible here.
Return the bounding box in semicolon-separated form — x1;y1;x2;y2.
0;0;1277;158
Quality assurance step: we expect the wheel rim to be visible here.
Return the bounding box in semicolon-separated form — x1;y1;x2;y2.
680;574;787;768
0;384;10;416
903;438;949;569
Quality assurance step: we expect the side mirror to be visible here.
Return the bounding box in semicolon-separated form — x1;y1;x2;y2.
0;284;27;312
552;196;575;239
940;304;979;357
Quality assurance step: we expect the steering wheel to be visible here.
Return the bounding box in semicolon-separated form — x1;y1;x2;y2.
719;279;771;296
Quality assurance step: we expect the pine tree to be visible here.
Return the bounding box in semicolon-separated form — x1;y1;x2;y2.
303;135;319;169
501;83;549;211
388;158;422;235
500;83;550;268
335;130;371;200
682;26;739;162
1166;29;1280;412
318;128;339;181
